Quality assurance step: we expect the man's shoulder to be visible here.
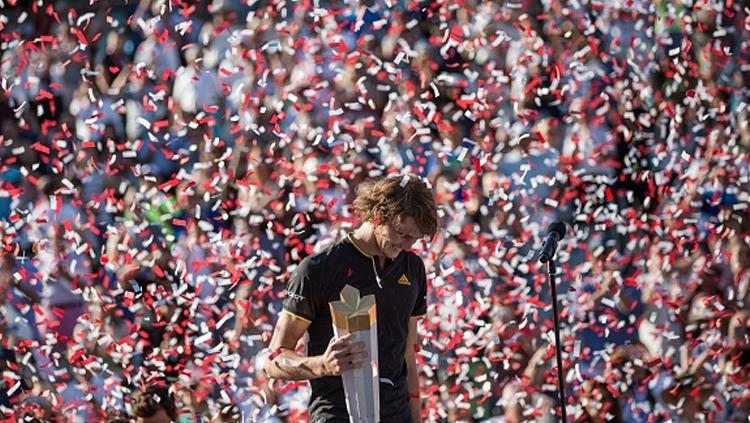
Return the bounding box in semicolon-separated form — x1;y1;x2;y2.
403;250;426;269
299;238;352;270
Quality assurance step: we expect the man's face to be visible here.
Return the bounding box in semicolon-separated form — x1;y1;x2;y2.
136;409;172;423
375;214;423;259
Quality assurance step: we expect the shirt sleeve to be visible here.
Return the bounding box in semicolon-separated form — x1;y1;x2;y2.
282;256;319;323
411;258;427;317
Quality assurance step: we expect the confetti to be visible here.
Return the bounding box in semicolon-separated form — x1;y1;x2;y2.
1;1;749;421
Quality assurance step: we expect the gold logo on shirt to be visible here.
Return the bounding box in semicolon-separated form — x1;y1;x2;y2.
397;274;410;286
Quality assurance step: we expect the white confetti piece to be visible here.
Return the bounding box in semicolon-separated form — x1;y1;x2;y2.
194;333;212;346
216;312;234;330
7;381;21;397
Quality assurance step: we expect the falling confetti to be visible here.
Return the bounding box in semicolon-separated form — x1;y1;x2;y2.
0;0;749;422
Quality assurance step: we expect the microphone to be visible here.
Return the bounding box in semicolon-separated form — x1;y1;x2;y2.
538;221;566;263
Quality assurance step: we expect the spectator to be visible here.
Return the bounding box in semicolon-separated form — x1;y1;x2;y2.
131;384;178;423
0;0;749;421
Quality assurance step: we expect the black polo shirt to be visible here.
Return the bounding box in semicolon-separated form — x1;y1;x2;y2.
282;234;427;423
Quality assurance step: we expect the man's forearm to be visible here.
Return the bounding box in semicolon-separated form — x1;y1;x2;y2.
406;363;422;422
409;394;422;423
264;348;327;380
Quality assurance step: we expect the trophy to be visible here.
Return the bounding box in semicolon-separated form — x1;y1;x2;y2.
329;285;380;423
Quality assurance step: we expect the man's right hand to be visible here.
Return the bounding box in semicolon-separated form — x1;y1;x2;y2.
267;312;368;380
320;333;368;376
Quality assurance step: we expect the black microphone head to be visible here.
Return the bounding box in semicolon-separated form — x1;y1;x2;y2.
548;221;566;239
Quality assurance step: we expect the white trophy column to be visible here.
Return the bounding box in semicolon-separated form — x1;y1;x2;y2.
332;325;361;422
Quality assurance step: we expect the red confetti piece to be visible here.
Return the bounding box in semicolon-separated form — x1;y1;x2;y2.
31;142;50;155
71;28;88;46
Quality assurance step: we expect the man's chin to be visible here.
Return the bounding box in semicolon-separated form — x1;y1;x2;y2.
379;243;401;259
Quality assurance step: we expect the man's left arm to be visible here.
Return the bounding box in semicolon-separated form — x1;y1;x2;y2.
405;315;422;423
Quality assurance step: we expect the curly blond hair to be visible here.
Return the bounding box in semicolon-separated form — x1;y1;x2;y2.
353;174;438;237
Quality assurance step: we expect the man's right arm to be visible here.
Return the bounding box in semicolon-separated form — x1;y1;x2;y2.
264;311;366;380
264;311;326;380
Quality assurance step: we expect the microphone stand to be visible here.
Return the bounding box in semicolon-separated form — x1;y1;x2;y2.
546;258;567;423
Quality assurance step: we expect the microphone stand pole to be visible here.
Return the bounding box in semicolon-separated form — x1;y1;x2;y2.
547;257;567;423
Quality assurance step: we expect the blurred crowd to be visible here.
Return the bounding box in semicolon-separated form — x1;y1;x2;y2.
1;0;750;421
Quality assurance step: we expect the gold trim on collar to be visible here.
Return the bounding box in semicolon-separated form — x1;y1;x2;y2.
346;232;381;284
346;232;373;258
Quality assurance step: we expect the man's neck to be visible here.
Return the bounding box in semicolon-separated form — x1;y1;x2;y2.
352;223;385;263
